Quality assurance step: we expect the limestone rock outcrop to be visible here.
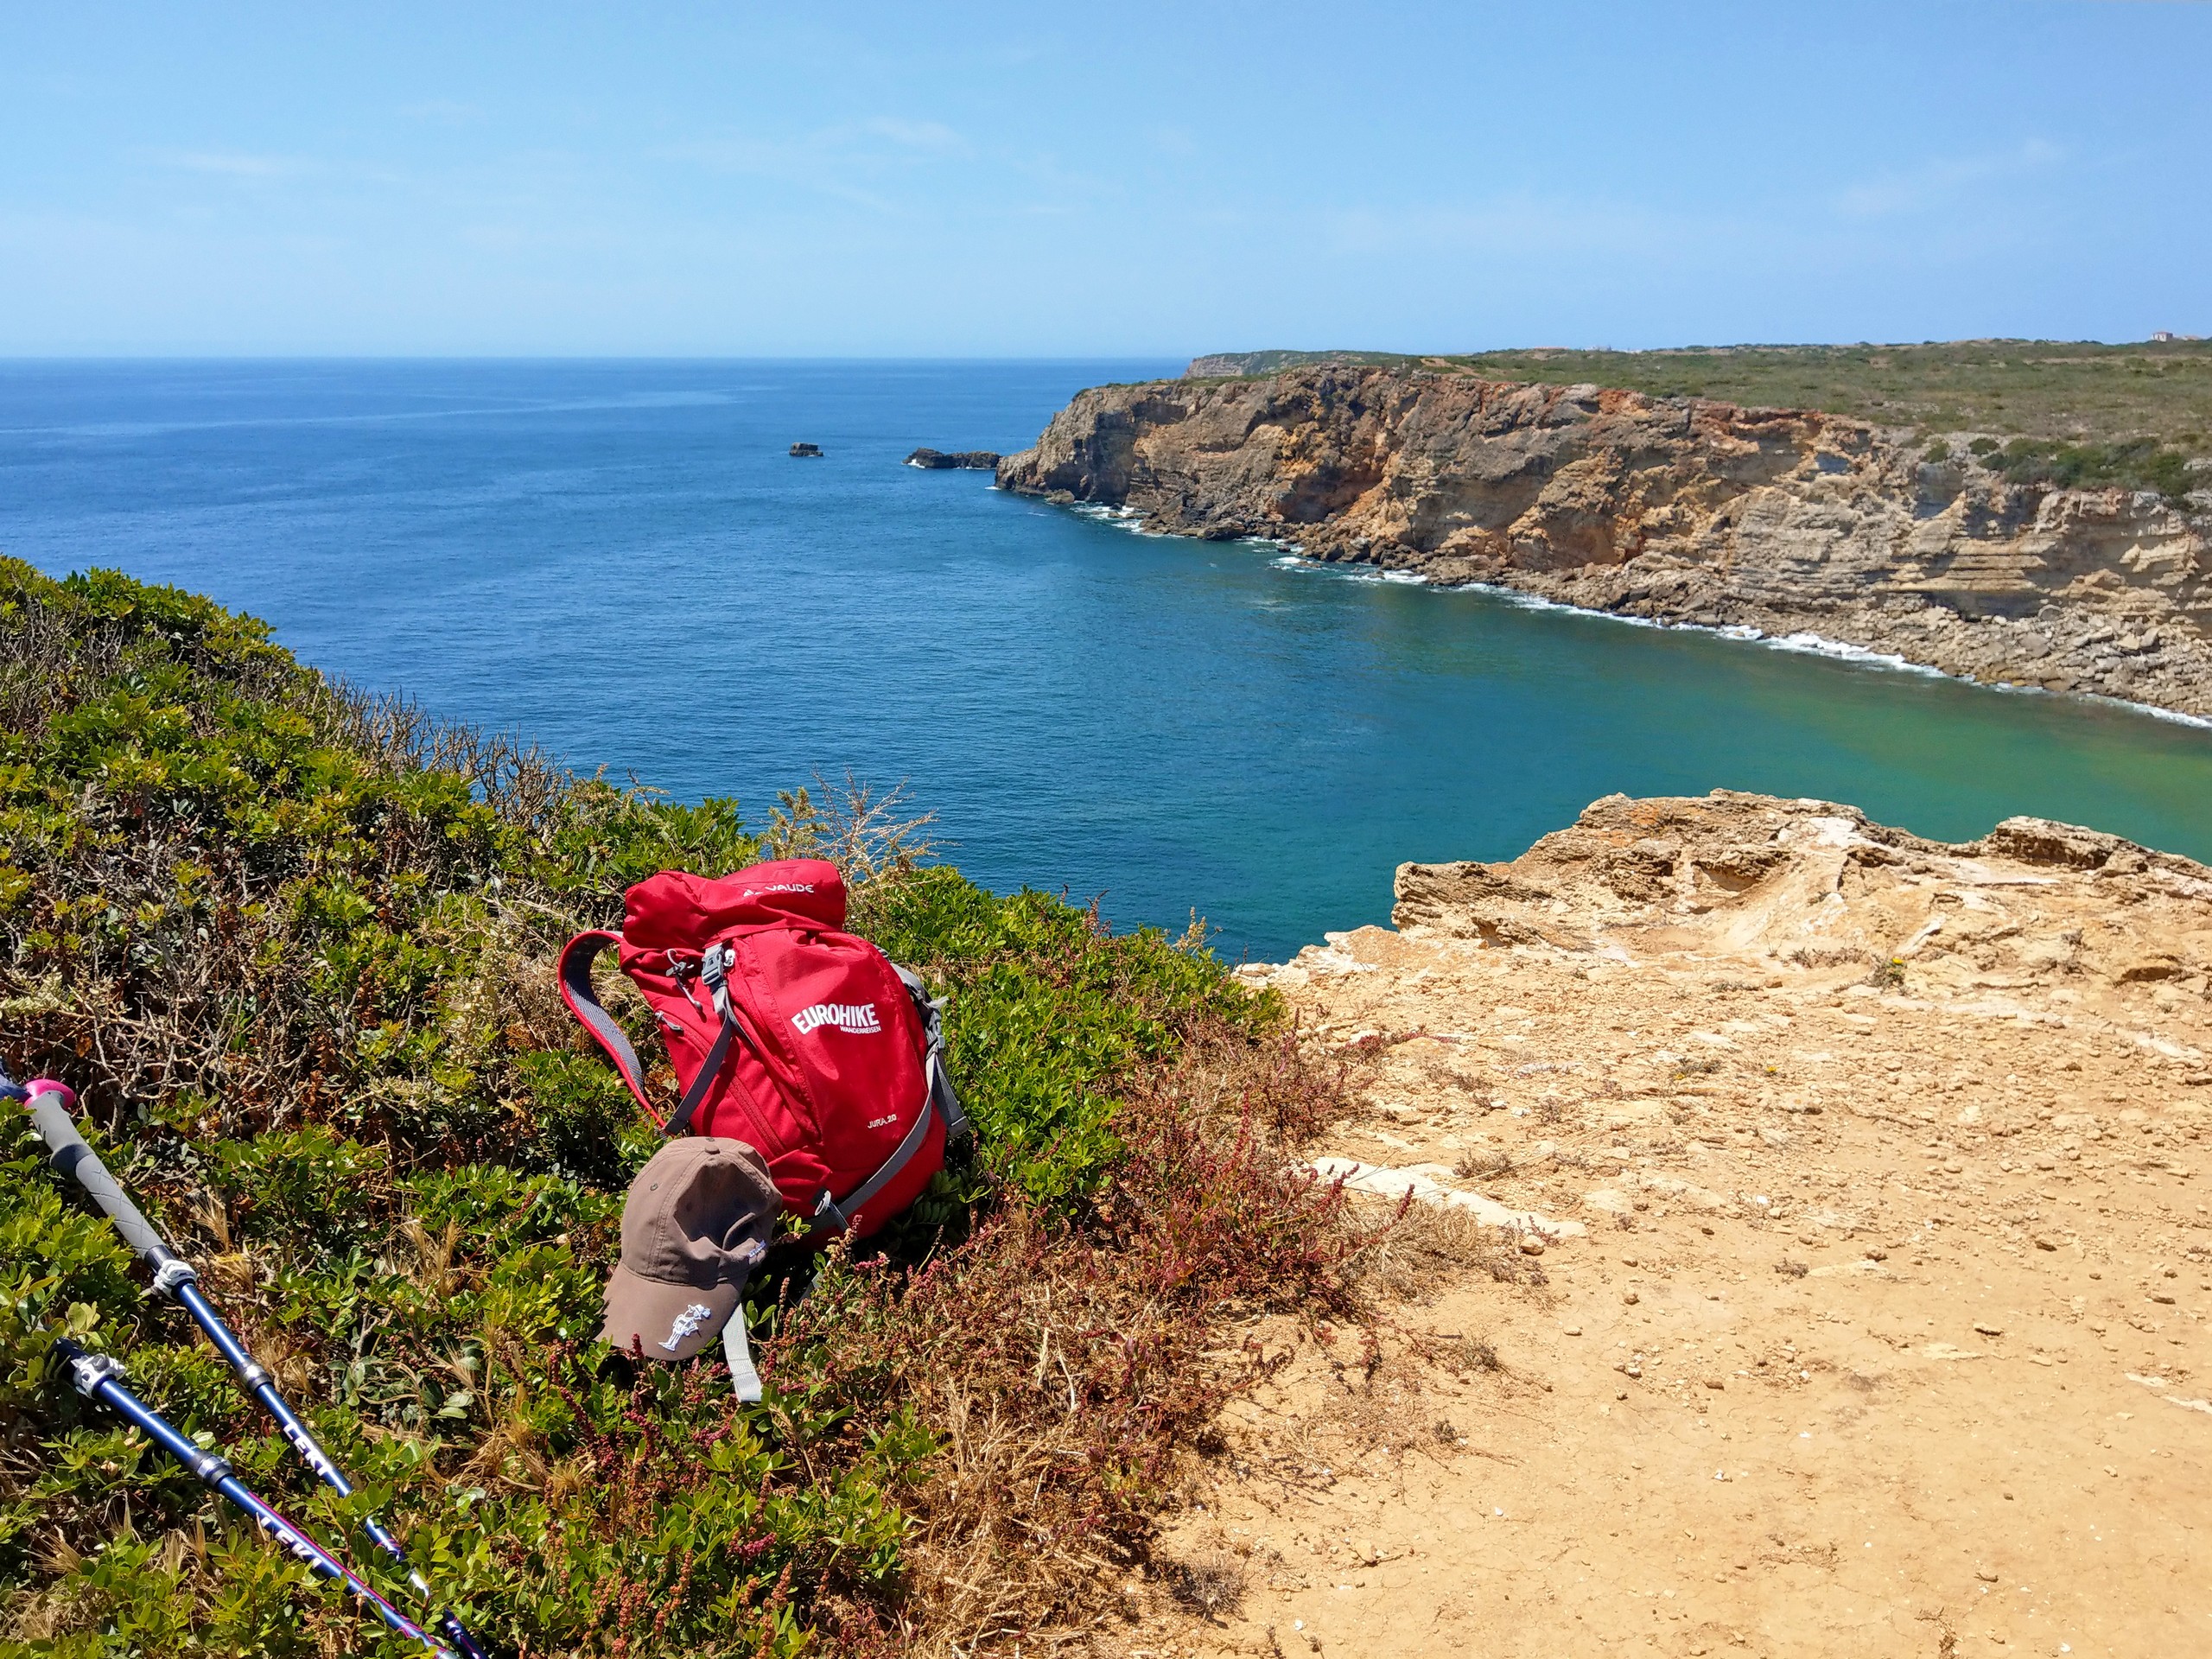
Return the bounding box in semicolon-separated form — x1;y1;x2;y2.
906;448;1002;470
996;368;2212;716
1390;789;2212;1018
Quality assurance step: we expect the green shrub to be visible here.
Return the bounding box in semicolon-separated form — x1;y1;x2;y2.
1989;435;2195;503
866;868;1275;1202
213;1126;387;1242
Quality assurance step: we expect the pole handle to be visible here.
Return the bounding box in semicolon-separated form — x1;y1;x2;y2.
26;1084;181;1270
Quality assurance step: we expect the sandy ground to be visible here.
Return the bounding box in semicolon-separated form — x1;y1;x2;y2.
1139;794;2212;1659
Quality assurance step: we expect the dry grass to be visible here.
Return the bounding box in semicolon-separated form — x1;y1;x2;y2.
323;683;575;836
762;774;939;890
772;1027;1369;1655
1344;1202;1543;1303
1162;1548;1248;1621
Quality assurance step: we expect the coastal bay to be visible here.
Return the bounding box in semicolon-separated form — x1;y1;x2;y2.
5;359;2212;963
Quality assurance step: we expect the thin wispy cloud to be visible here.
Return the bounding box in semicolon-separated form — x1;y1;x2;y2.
1836;139;2063;218
859;117;969;156
399;99;487;126
658;118;981;215
140;148;312;180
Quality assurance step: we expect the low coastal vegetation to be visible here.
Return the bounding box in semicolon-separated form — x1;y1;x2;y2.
1978;435;2196;502
0;561;1366;1655
1192;339;2212;463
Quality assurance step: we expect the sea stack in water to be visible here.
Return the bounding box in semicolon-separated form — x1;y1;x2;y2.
790;442;823;458
905;448;1001;470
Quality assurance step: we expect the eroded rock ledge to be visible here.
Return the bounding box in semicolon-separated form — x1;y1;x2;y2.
1208;790;2212;1654
1385;789;2212;1006
996;367;2212;718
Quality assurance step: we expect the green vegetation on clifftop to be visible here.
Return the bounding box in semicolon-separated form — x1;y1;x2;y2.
1190;339;2212;464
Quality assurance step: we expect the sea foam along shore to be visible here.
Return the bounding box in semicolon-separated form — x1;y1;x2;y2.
1095;503;1970;680
1068;499;2212;730
1292;544;2212;729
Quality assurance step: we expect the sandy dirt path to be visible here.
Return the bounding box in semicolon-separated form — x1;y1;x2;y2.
1137;794;2212;1659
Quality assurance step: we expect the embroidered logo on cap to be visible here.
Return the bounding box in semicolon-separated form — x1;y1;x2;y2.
791;1001;880;1036
659;1302;715;1351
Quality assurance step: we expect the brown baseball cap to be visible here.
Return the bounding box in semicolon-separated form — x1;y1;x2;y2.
601;1137;779;1363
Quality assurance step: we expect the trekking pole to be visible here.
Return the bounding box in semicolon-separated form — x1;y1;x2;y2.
11;1071;490;1659
48;1336;458;1659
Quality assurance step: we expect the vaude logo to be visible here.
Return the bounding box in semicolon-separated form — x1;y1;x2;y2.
746;881;816;896
791;1001;881;1036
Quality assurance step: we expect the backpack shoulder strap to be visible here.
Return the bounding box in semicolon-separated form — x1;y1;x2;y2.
559;931;661;1124
560;931;757;1138
893;963;969;1142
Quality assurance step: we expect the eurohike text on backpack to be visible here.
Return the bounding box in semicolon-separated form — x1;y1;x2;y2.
560;858;968;1395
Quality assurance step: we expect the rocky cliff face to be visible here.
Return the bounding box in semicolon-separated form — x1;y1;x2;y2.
996;368;2212;718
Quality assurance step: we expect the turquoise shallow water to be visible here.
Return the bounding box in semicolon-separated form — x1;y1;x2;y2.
3;359;2209;962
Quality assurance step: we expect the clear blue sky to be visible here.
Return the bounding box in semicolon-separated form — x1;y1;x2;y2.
3;2;2206;357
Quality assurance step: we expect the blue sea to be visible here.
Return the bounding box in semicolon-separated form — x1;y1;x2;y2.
4;359;2211;962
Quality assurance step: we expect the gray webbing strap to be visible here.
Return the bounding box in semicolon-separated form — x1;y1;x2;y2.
894;965;969;1141
806;1074;942;1237
926;1047;969;1142
661;1013;737;1140
721;1308;763;1402
563;931;749;1138
557;932;660;1122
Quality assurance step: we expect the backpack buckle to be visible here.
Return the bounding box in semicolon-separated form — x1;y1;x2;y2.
701;943;736;1021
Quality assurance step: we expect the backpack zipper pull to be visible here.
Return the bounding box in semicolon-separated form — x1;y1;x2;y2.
665;950;712;1019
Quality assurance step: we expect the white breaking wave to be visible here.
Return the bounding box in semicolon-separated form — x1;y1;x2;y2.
1757;629;1945;678
2088;695;2212;730
1067;501;1145;525
1058;504;2211;729
1269;556;1980;686
1268;553;1423;584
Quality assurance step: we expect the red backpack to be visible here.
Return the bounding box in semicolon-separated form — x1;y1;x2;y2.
558;858;967;1241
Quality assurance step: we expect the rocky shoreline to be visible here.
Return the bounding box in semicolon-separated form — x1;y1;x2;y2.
995;365;2212;720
